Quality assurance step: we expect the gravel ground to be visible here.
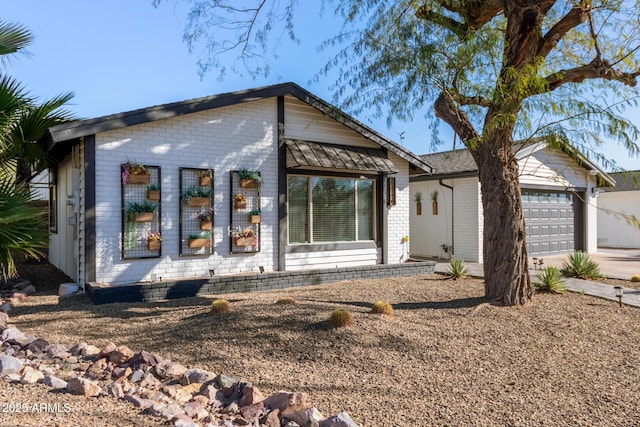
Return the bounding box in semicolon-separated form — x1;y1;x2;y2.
4;262;640;426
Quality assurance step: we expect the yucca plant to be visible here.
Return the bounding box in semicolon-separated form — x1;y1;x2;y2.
371;300;394;316
328;309;354;328
534;267;568;294
561;252;604;280
446;258;469;280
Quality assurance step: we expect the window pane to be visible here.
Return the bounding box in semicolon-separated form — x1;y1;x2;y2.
312;177;355;242
288;176;309;243
357;180;374;240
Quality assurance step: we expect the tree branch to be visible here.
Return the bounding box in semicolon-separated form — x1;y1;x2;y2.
434;91;481;145
545;58;640;91
415;1;502;36
537;5;589;58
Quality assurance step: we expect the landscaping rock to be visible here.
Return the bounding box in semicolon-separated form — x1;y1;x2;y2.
261;409;281;427
144;401;185;420
26;337;49;353
123;395;155;409
283;407;324;427
182;401;209;419
2;327;25;343
319;412;360;427
46;343;70;360
20;366;44;384
43;375;68;389
129;350;163;369
108;345;135;364
180;367;216;385
66;377;102;396
239;385;265;407
69;342;101;357
172;414;199;427
214;373;237;389
239;402;264;423
0;355;23;376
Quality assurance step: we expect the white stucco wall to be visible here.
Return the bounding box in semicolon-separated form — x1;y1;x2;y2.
598;190;640;248
409;180;453;259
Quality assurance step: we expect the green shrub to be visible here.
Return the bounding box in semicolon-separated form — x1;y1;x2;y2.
275;297;297;305
631;275;640;283
328;309;354;328
371;301;394;316
561;252;603;280
211;299;234;314
534;267;568;294
447;258;469;280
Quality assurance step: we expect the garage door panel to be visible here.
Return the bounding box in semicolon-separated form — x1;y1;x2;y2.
522;189;578;256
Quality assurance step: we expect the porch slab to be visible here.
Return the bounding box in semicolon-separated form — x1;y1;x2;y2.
86;261;436;305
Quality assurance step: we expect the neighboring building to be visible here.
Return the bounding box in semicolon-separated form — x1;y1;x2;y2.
43;83;432;291
410;141;613;262
597;171;640;249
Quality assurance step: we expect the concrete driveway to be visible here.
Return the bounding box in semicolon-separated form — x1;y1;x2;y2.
532;248;640;280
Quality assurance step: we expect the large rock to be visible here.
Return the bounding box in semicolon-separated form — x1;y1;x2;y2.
283;407;324;427
26;338;50;353
319;412;360;427
155;361;187;379
69;342;101;357
43;375;68;389
239;385;265;407
264;391;309;412
213;373;237;389
240;402;264;423
123;395;155;409
20;366;44;384
45;343;71;360
182;401;209;420
143;402;185;420
261;409;281;427
66;377;101;396
179;368;215;385
129;350;163;369
0;355;23;376
1;327;25;343
108;345;135;364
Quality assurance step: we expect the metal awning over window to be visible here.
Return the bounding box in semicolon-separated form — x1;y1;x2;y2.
285;139;398;174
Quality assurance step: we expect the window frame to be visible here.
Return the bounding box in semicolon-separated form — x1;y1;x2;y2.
287;172;378;246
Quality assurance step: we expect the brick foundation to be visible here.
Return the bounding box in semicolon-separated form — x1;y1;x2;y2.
86;261;436;305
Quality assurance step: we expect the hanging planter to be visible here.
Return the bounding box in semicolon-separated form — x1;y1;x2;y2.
146;184;161;201
188;231;211;249
414;192;423;216
431;190;439;215
127;174;150;185
135;212;154;222
189;197;210;207
234;237;256;247
234;193;247;210
200;220;213;230
196;169;213;186
249;209;261;224
147;240;161;251
238;169;262;188
188;238;211;249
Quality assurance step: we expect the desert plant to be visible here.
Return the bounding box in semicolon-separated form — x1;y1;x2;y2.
371;301;393;316
431;190;438;202
188;231;211;240
561;252;604;280
211;299;234;314
446;258;469;280
413;192;422;203
275;297;297;305
534;267;568;294
328;309;354;328
631;275;640;283
147;183;160;191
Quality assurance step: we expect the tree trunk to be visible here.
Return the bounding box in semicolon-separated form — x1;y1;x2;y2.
474;141;532;305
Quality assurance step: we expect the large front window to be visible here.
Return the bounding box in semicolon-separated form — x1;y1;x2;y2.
288;175;375;244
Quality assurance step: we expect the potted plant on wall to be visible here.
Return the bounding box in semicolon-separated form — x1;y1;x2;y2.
233;227;255;246
238;169;262;188
234;193;247;209
196;169;213;186
147;231;162;251
431;190;439;215
414;192;423;215
146;184;160;201
187;231;211;248
122;160;151;185
249;209;261;224
198;207;215;230
127;201;157;222
182;186;212;207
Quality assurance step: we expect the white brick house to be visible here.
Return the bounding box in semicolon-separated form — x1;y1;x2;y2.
44;83;431;289
410;141;613;262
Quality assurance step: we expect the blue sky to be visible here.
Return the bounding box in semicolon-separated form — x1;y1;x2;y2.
4;1;639;170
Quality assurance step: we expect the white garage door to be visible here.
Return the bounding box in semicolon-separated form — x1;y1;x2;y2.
522;189;583;256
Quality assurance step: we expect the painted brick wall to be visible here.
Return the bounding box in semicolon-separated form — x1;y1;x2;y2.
386;152;411;264
94;98;279;285
409;180;453;259
452;177;483;262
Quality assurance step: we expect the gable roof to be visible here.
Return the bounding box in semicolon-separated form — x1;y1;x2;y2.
413;141;614;186
603;171;640;191
44;82;432;175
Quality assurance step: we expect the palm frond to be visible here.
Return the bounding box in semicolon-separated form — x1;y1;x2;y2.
0;21;33;57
